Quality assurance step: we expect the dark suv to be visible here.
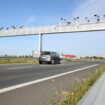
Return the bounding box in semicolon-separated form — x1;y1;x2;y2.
39;51;60;64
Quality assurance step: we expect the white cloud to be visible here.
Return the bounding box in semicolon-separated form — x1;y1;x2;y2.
72;0;105;17
79;0;97;8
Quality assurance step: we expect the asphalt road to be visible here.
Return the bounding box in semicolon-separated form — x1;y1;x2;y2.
0;61;101;89
0;61;104;105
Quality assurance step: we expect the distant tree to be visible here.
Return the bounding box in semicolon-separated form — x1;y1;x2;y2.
5;54;8;57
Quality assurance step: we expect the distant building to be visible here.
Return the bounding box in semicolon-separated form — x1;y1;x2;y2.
63;54;76;59
57;51;64;58
32;51;64;58
32;51;39;58
32;51;76;59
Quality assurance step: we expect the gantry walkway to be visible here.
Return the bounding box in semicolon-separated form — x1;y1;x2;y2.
0;22;105;37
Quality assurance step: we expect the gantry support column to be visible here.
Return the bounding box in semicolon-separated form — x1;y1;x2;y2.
38;33;43;57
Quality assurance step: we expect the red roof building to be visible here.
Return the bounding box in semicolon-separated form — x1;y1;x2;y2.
63;54;76;58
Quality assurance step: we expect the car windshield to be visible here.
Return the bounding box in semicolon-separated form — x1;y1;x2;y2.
41;52;51;55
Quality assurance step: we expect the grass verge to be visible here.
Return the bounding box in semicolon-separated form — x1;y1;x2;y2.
0;59;38;64
50;65;105;105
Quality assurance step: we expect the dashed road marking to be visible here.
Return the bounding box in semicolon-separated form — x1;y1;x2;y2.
7;66;33;70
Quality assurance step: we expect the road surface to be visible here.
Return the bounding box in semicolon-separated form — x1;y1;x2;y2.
0;61;104;105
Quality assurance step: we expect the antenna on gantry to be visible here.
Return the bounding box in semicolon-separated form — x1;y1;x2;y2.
59;15;105;25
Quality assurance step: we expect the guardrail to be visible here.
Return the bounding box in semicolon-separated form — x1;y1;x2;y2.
77;72;105;105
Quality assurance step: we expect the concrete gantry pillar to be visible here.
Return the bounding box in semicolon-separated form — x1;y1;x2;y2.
38;33;43;57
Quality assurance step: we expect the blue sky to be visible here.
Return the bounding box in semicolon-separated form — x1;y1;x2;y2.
0;0;105;57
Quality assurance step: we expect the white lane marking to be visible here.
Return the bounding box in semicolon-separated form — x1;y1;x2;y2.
7;66;33;70
0;64;98;93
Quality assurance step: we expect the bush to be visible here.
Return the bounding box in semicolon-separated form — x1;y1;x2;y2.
0;59;38;64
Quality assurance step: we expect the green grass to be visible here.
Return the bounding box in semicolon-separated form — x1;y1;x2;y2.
50;65;105;105
61;58;105;62
0;59;38;64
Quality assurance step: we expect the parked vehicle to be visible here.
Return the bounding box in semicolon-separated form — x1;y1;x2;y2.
39;51;60;64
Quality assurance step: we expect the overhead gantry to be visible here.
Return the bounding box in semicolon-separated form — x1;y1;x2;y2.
0;22;105;56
